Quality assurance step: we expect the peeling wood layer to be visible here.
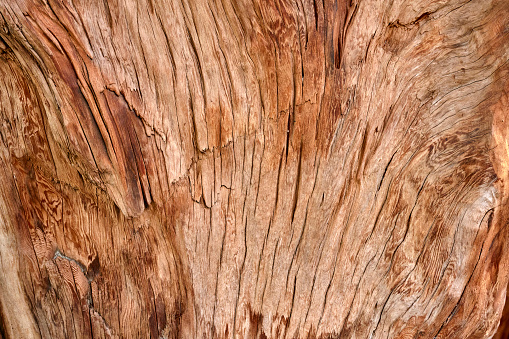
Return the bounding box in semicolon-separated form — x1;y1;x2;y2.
1;0;509;338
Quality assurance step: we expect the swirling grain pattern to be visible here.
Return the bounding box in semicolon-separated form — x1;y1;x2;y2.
0;0;509;338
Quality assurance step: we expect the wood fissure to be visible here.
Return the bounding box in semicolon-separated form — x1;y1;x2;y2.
1;0;509;338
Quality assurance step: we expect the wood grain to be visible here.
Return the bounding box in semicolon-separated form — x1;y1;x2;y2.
1;0;509;338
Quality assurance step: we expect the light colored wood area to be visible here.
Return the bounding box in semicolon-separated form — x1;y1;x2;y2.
1;0;509;337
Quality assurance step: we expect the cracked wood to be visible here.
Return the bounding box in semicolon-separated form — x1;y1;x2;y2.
1;0;509;338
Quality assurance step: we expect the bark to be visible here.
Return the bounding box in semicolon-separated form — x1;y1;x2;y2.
1;0;509;338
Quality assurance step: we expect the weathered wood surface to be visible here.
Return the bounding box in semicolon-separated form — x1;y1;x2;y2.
1;0;509;338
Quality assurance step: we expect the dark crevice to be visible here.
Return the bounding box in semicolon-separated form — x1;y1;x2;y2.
0;299;7;339
290;143;303;225
377;151;397;192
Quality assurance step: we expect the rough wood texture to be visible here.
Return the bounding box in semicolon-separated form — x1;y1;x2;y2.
1;0;509;338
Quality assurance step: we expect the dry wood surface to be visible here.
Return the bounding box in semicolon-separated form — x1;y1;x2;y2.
1;0;509;338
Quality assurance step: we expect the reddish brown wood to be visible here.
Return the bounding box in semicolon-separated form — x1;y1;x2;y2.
1;0;509;338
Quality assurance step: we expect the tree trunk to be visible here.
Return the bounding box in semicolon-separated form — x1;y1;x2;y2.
1;0;509;338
